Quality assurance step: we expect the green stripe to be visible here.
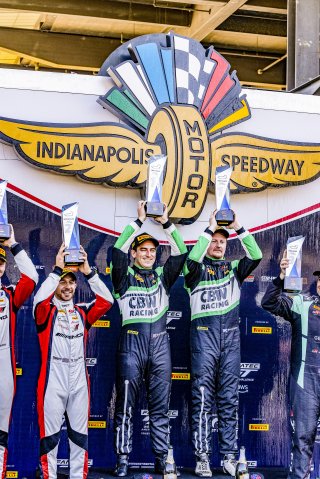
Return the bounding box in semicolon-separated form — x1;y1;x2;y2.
188;235;210;263
107;89;149;129
126;282;160;294
195;273;234;288
231;259;239;269
122;306;168;325
191;300;239;320
242;234;263;260
171;228;187;254
114;223;136;250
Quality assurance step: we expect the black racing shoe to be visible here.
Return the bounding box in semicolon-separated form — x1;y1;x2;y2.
114;455;129;477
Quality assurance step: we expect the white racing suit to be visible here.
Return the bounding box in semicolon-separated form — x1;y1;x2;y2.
33;266;113;479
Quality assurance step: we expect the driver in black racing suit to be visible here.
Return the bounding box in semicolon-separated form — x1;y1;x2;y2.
111;201;187;477
184;210;262;477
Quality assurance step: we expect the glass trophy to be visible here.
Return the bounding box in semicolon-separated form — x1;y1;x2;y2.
284;235;305;292
215;166;235;226
61;202;84;266
0;180;11;242
145;154;167;217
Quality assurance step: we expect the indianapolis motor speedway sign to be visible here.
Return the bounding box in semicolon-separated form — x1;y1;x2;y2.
0;32;319;224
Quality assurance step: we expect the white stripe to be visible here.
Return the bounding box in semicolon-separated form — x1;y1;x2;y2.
199;386;205;453
121;379;129;453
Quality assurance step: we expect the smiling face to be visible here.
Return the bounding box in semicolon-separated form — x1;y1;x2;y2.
317;277;320;296
131;240;157;269
206;232;227;259
54;274;77;302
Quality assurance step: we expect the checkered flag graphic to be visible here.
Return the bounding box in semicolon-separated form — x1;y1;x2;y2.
171;34;216;108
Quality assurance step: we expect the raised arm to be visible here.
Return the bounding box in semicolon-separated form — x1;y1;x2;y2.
33;244;66;322
78;247;113;328
111;200;146;295
261;250;295;322
184;211;218;289
229;216;262;284
155;206;187;291
2;225;39;309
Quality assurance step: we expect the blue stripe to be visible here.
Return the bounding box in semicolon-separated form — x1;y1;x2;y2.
161;48;175;103
136;43;170;104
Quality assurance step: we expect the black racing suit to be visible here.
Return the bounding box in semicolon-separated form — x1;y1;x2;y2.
111;219;187;458
184;227;262;457
262;276;320;479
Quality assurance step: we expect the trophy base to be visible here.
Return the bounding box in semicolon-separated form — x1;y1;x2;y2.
64;249;84;267
284;276;303;292
216;209;235;226
146;201;164;218
0;224;11;242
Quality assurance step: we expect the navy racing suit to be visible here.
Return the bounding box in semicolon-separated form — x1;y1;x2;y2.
111;219;187;458
184;227;262;457
262;276;320;479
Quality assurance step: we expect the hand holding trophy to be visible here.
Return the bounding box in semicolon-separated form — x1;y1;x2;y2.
0;180;11;242
215;166;235;226
61;202;84;267
284;236;305;292
145;154;167;217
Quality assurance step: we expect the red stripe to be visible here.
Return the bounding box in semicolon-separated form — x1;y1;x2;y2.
83;450;89;478
1;448;8;479
40;455;49;479
6;182;320;242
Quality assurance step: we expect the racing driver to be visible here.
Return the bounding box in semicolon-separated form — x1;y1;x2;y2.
184;210;262;477
111;201;187;477
33;243;113;478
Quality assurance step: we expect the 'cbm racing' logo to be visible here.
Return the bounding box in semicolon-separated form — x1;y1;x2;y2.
1;32;320;223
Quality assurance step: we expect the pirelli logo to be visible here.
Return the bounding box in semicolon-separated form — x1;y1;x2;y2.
249;424;269;431
16;368;22;375
88;421;106;428
172;373;190;380
93;320;110;328
6;472;18;478
252;326;272;334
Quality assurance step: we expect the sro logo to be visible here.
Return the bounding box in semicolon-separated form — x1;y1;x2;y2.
240;363;260;378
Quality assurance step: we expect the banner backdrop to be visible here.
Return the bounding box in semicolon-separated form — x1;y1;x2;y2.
3;188;320;478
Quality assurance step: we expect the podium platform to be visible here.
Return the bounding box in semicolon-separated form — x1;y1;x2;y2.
57;467;288;479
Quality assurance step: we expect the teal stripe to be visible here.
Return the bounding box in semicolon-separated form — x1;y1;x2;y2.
294;296;311;388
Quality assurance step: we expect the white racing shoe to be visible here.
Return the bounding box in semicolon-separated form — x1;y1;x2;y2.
195;453;212;477
223;453;237;477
